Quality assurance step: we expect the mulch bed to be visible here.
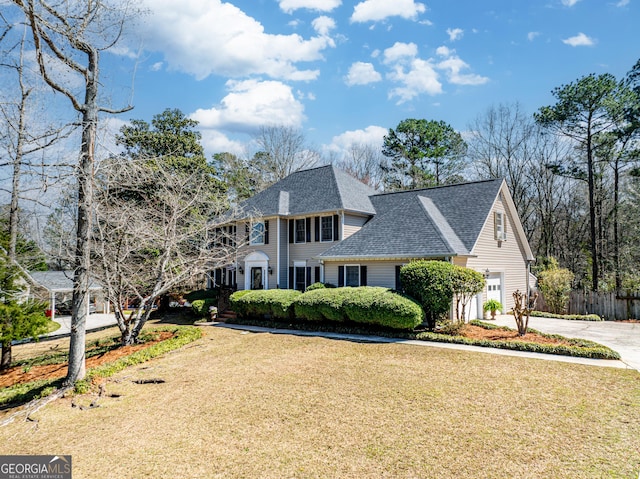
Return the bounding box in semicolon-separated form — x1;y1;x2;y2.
460;324;572;346
0;332;174;389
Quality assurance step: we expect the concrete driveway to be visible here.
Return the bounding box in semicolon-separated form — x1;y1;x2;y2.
46;313;118;337
492;315;640;372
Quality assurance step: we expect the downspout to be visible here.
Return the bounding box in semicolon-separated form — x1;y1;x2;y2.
276;218;280;288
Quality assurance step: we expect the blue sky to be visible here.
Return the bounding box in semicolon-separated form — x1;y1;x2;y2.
104;0;638;160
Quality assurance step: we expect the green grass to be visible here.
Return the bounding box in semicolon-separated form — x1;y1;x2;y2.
529;310;603;321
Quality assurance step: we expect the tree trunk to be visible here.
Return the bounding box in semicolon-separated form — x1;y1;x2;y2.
586;128;599;291
613;159;621;291
65;48;99;386
1;342;11;370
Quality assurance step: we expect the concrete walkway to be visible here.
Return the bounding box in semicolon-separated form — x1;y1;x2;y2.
46;313;118;338
215;322;633;371
491;314;640;372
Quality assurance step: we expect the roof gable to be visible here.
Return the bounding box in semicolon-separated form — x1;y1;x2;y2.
319;179;505;260
237;165;376;217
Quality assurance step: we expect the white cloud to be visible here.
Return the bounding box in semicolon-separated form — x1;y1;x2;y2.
325;125;387;154
383;42;419;64
138;0;335;81
190;79;306;133
527;31;540;41
387;58;442;103
351;0;426;23
437;56;489;85
446;28;464;41
616;0;630;6
150;61;163;71
279;0;341;13
435;45;451;56
345;62;382;86
562;32;595;47
199;130;246;156
312;16;336;37
561;0;582;5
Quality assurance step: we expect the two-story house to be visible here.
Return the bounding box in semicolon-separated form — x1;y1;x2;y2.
212;164;534;319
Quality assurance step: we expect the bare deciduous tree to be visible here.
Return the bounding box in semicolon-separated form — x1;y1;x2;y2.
93;156;240;345
11;0;135;384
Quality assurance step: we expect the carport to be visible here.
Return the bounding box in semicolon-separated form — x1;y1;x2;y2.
27;271;106;322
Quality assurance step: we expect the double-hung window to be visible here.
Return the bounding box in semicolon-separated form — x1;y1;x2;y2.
321;216;333;242
345;265;360;287
250;221;265;245
295;219;306;243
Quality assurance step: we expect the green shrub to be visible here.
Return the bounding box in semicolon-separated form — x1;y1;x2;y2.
305;282;326;292
294;287;423;330
191;298;217;317
538;267;574;314
293;288;351;323
341;287;424;330
231;289;301;320
185;288;219;302
229;290;255;316
400;260;455;329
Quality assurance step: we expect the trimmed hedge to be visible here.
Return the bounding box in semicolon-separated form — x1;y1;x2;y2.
294;288;351;323
230;289;302;320
305;282;326;292
529;310;602;321
294;287;423;330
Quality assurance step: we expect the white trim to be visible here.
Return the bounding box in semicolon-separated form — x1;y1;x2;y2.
249;221;265;246
293;261;307;291
244;251;269;290
340;212;345;241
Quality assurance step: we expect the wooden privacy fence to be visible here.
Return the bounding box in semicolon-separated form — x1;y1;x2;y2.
567;291;640;320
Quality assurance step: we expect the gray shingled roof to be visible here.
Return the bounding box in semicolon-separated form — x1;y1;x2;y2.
318;179;503;259
29;271;102;292
236;165;376;217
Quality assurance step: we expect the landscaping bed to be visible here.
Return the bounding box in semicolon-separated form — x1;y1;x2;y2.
225;317;620;360
0;326;202;408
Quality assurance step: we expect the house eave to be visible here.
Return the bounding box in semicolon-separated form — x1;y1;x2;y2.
317;253;475;262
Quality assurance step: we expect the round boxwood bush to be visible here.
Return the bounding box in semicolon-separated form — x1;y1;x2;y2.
294;287;351;323
191;298;217;317
185;288;219;303
305;282;326;292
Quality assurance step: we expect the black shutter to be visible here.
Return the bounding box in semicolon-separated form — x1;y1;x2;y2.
215;269;222;286
222;226;227;245
306;267;311;288
264;220;269;245
289;267;294;290
360;266;367;286
289;219;294;243
305;217;311;243
314;217;320;242
333;214;339;241
395;265;403;291
315;266;321;283
338;266;344;287
245;223;250;243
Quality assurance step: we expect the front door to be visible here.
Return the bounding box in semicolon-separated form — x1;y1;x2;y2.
251;267;263;290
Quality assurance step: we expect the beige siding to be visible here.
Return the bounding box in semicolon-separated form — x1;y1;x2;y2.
465;193;529;311
343;213;369;239
324;260;406;288
290;242;333;268
235;219;278;290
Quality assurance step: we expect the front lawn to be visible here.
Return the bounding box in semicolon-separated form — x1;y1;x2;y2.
1;326;638;478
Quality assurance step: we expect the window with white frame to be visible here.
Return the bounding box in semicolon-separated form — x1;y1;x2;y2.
250;221;265;245
295;218;306;243
321;216;333;242
494;211;507;241
345;265;360;287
